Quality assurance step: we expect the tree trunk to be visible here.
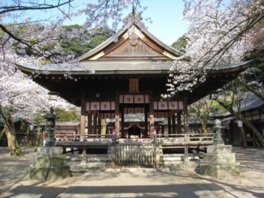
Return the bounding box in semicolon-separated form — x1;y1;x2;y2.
216;100;264;147
0;105;21;155
198;117;208;133
34;126;43;152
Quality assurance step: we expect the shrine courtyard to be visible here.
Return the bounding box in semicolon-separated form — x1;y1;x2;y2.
0;147;263;198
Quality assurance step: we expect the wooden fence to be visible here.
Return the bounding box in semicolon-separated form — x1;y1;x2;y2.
113;143;158;167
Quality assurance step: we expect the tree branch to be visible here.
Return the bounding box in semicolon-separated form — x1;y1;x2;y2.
0;0;74;15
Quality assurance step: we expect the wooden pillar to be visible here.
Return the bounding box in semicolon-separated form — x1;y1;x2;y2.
80;93;86;141
183;98;189;133
80;115;86;141
115;113;120;137
88;112;92;138
98;113;101;137
149;98;155;138
177;112;182;134
144;108;148;138
93;112;97;136
115;93;120;137
121;109;124;138
168;112;171;136
149;114;155;137
172;112;176;135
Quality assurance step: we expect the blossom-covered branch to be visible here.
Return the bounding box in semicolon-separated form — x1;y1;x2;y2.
165;0;264;98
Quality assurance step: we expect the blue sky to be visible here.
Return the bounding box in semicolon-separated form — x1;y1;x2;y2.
140;0;187;45
63;0;187;45
4;0;187;45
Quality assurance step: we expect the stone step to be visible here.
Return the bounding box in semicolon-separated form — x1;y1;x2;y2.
163;154;184;161
66;154;110;162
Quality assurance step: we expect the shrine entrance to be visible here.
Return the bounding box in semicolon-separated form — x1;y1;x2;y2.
120;104;149;138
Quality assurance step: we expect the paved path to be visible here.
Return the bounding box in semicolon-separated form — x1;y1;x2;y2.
0;147;264;198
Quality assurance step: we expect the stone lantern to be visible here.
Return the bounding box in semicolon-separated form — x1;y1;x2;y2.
200;119;240;177
45;107;56;147
30;107;71;181
213;119;224;145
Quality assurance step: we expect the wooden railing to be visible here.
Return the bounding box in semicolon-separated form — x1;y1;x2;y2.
55;133;214;146
157;133;214;146
55;133;115;141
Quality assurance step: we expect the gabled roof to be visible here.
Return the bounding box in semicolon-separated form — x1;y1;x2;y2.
78;20;181;61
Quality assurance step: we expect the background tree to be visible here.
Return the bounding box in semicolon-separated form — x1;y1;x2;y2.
189;99;211;133
171;35;187;54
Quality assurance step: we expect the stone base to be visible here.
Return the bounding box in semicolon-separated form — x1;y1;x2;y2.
203;153;236;165
30;147;71;181
200;163;240;177
207;145;232;154
199;144;239;177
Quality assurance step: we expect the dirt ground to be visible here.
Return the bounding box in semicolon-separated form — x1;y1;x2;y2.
0;146;264;198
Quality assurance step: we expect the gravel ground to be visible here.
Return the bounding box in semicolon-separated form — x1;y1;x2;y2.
0;146;263;198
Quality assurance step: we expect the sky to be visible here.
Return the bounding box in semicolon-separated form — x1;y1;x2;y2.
65;0;187;45
4;0;187;46
139;0;187;45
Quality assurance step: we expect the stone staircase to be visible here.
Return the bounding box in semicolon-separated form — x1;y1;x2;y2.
161;153;184;167
69;154;111;176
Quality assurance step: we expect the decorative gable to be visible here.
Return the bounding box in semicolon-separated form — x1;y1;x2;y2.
79;24;179;62
104;39;164;59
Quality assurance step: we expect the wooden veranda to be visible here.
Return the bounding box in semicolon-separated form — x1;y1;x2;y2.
55;133;214;166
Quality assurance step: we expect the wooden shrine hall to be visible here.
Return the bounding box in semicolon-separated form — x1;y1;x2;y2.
18;17;250;158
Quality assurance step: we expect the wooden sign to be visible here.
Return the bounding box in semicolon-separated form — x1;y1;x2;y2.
134;95;144;103
158;101;168;110
169;101;178;110
124;95;133;103
153;100;184;111
86;101;115;111
90;102;100;110
101;102;110;110
119;94;150;104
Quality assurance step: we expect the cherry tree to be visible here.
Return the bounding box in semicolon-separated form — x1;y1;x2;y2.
0;51;51;154
0;0;144;154
165;0;264;98
167;0;264;146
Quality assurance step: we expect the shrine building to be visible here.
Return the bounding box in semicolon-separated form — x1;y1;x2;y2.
18;18;250;145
